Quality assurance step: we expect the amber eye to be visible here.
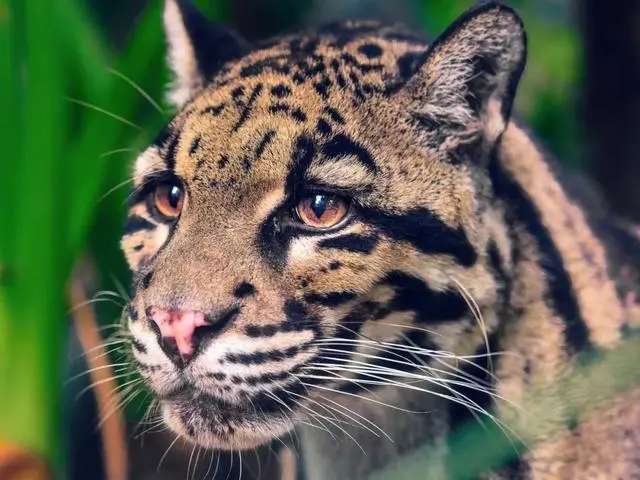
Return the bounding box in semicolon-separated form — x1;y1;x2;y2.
153;181;184;219
295;194;349;229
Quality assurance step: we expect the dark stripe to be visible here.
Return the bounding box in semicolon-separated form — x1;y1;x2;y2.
245;325;278;337
232;83;263;132
385;271;469;322
321;133;377;173
201;103;226;116
270;84;291;98
488;241;512;309
189;136;201;156
259;137;316;269
363;206;478;267
225;343;309;365
489;154;591;353
304;291;356;307
124;215;155;235
255;131;276;159
164;135;180;171
318;233;378;254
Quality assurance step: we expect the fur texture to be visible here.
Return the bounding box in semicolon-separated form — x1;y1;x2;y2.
121;1;640;478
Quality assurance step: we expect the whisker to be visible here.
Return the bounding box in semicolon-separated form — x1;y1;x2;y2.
65;97;145;131
109;68;165;114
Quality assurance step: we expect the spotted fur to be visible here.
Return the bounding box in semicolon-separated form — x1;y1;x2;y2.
121;1;640;478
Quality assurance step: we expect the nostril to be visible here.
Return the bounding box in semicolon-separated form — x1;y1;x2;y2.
145;306;239;366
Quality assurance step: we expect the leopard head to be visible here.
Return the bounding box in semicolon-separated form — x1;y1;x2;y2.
121;0;526;450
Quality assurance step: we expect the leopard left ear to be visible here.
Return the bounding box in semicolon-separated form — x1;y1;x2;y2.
397;2;526;150
164;0;250;109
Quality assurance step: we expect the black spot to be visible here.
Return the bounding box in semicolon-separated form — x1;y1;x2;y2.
363;207;478;267
304;291;356;307
269;103;290;115
189;136;201;156
124;215;155;235
336;73;347;88
292;72;306;84
385;271;468;322
358;43;382;59
133;244;144;252
232;83;263;132
240;55;291;78
231;86;244;100
329;261;341;270
290;108;307;122
131;339;147;354
218;154;229;169
242;156;252;173
318;234;378;254
300;279;309;288
271;84;291;98
313;76;332;99
140;271;153;289
489;153;591;353
322;133;377;173
201;103;226;116
233;281;256;299
323;107;345;124
317;119;332;136
245;325;278;337
397;51;425;81
208;372;226;381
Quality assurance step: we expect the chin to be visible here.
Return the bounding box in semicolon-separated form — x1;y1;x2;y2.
159;390;295;450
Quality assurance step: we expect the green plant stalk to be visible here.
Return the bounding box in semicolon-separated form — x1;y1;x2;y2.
0;0;68;472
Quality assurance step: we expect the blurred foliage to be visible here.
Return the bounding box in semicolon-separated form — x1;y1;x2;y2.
0;0;584;476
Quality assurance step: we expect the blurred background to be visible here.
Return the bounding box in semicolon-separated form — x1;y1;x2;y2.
0;0;638;479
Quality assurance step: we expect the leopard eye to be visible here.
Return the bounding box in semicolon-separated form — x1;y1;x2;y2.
153;181;184;219
295;194;349;229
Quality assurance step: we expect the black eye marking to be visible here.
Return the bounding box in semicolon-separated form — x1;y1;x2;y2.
201;103;227;117
233;281;256;299
358;43;383;59
322;133;377;173
329;261;341;270
189;137;201;156
270;84;291;98
124;215;155;235
140;271;153;289
218;154;229;169
318;233;379;254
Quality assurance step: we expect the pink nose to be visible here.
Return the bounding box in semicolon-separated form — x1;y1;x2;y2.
148;307;208;361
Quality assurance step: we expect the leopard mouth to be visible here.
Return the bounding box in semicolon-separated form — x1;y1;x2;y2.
159;386;297;450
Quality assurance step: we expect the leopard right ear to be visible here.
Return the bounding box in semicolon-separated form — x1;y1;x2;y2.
164;0;250;109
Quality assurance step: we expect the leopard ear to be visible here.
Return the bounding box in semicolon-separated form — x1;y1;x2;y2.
398;2;526;150
164;0;250;109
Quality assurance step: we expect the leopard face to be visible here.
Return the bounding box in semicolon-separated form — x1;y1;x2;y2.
121;0;525;450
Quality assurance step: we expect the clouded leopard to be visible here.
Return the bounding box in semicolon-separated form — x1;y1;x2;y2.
120;1;640;478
